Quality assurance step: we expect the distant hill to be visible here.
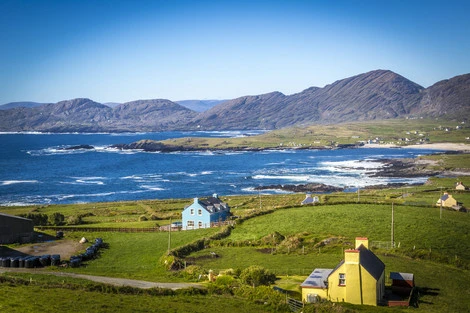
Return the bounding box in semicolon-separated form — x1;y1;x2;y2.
0;70;468;132
176;100;227;112
0;98;198;132
103;102;121;108
0;101;46;110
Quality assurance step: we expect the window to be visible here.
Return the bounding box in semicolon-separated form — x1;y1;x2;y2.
198;209;202;216
339;273;346;286
190;208;194;215
187;221;194;227
198;221;203;228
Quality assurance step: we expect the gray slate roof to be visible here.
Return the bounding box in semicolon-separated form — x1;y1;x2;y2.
357;245;385;281
301;268;333;288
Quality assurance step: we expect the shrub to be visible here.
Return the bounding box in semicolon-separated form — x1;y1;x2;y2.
49;212;65;226
139;215;148;221
181;265;206;281
66;215;83;225
19;213;48;226
240;265;276;287
261;231;285;245
159;255;184;271
214;275;236;287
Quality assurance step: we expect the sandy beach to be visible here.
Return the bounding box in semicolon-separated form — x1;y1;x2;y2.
361;142;470;151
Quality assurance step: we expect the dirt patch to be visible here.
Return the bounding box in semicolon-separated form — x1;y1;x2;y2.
0;240;84;260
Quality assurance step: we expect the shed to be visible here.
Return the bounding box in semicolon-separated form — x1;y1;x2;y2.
0;213;34;244
390;272;414;296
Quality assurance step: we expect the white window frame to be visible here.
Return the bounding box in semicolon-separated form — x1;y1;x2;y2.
198;221;203;228
187;220;194;227
198;209;202;216
339;273;346;286
190;208;194;215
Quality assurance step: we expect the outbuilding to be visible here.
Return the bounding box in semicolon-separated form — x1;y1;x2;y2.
0;213;34;244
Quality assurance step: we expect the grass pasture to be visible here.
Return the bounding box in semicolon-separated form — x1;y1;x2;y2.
1;174;470;312
0;273;276;313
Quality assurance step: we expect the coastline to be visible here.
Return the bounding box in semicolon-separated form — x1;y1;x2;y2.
361;142;470;152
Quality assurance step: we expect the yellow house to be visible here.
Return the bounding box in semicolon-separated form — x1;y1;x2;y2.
436;192;458;207
301;237;385;306
456;182;466;190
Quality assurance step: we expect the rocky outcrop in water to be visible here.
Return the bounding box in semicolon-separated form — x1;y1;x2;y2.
254;183;343;193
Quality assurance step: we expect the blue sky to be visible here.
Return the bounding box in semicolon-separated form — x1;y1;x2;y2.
1;0;469;104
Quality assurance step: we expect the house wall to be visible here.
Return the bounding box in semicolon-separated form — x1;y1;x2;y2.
327;263;346;303
442;197;457;207
182;201;211;230
327;251;381;306
302;287;328;302
0;214;34;244
360;266;380;306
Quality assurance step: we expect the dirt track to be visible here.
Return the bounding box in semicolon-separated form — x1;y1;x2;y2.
0;268;202;290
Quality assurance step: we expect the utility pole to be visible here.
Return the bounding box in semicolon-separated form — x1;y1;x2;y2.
391;203;395;248
168;218;172;255
259;188;262;210
439;186;443;219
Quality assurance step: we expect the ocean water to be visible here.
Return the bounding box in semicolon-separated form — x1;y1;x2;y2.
0;131;441;206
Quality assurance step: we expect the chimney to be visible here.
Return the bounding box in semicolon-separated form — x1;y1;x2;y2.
194;197;199;203
213;193;218;199
355;237;369;249
344;249;360;264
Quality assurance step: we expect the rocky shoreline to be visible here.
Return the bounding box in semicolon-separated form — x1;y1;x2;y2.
65;141;469;193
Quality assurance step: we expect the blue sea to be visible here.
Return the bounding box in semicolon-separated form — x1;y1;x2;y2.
0;131;442;206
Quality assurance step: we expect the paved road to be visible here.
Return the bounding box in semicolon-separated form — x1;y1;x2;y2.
0;268;203;290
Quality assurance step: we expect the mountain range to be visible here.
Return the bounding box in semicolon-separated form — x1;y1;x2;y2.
0;70;468;132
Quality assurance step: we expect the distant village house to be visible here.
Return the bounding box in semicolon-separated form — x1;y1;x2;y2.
182;194;230;230
456;182;466;190
436;192;462;207
301;194;319;205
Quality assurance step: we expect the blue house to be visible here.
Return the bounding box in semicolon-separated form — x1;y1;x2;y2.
182;194;230;230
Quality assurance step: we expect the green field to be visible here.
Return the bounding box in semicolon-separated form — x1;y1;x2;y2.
1;159;470;312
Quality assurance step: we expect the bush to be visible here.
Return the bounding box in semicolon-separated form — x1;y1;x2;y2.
181;265;206;281
159;255;184;271
139;215;148;221
214;275;236;287
66;215;83;225
19;213;48;226
240;265;276;287
261;231;285;245
49;212;65;226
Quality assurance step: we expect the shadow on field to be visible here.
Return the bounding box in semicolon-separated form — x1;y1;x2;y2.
35;231;57;242
416;287;440;305
0;246;30;258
